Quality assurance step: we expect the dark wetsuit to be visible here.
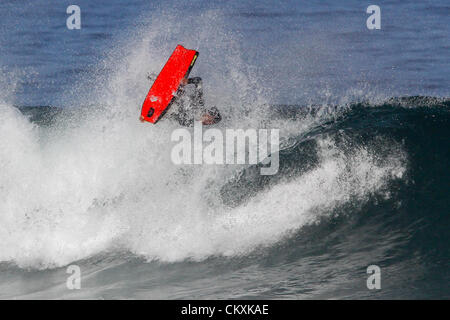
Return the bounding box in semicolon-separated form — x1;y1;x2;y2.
169;77;221;127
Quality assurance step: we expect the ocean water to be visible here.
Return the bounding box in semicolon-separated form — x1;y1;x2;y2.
0;0;449;299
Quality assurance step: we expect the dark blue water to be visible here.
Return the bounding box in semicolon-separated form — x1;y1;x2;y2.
0;0;448;299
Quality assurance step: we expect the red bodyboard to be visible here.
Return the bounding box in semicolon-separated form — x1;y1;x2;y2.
140;45;199;123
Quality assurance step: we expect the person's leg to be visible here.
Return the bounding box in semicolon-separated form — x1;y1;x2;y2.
188;77;222;125
187;77;202;86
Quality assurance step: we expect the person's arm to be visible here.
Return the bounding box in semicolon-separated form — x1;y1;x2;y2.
147;73;157;81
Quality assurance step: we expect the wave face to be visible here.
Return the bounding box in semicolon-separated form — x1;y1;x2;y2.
0;97;449;299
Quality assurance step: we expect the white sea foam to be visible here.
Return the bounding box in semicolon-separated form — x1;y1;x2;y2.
0;9;406;269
